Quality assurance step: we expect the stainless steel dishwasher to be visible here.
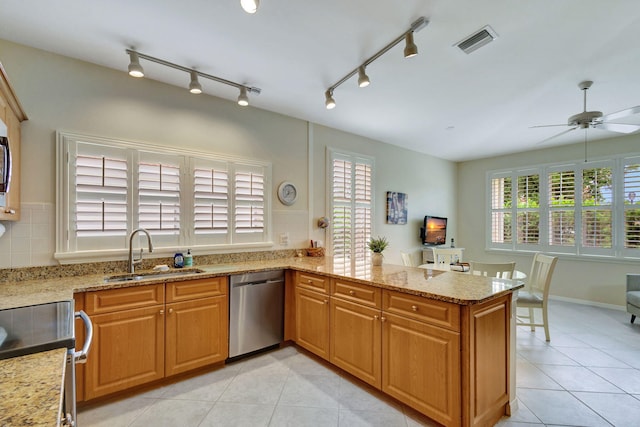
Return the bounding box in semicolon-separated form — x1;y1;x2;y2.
229;270;284;359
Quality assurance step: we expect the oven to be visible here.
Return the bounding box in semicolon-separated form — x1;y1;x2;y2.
0;300;93;426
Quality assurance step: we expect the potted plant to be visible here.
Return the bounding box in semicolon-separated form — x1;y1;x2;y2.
368;236;389;266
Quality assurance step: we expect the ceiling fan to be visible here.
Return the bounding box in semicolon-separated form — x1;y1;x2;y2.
532;80;640;145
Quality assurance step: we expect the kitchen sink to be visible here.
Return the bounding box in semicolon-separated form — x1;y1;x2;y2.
103;268;205;283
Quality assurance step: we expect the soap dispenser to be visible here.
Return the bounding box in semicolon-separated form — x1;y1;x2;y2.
184;249;193;267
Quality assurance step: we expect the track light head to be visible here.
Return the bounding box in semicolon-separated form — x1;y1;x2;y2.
325;90;336;109
128;51;145;78
241;0;259;13
403;32;418;58
357;66;370;88
189;71;202;94
237;87;249;106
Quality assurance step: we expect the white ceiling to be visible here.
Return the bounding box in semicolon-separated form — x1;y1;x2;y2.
1;0;639;161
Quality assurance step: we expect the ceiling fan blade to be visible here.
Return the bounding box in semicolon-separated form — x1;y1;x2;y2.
601;105;640;122
529;124;569;128
595;122;640;134
536;127;577;145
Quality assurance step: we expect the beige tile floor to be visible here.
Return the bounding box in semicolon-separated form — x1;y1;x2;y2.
79;300;640;426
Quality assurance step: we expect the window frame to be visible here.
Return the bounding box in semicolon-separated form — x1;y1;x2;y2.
56;131;272;263
487;153;640;261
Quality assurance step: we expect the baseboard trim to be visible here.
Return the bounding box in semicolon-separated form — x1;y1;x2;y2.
549;295;625;311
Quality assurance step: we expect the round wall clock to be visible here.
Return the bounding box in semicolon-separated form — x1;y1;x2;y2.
277;181;298;206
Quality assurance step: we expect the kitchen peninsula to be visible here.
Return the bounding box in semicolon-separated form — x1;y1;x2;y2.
0;256;522;427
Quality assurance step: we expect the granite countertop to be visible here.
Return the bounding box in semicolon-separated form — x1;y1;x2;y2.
0;256;523;426
0;256;523;311
0;348;66;427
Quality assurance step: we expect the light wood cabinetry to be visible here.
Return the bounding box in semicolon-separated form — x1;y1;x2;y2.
0;63;27;221
84;285;165;400
294;271;330;360
165;277;228;376
293;273;511;427
82;277;229;400
330;296;381;388
381;307;460;426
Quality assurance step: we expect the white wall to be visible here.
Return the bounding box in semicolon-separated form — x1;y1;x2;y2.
0;39;456;268
458;135;640;307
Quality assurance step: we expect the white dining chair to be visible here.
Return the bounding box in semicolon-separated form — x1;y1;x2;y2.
516;253;558;341
400;251;416;267
469;261;516;279
431;247;464;265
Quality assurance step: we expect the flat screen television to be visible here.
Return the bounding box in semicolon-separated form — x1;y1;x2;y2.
421;215;447;246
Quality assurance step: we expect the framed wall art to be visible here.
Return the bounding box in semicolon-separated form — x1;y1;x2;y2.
386;191;407;224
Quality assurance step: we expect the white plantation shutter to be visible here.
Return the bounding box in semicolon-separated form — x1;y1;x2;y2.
624;160;640;251
581;165;612;251
138;159;181;235
233;165;266;243
548;169;575;250
516;174;540;245
71;142;129;251
330;151;373;260
57;132;271;260
193;160;229;245
490;175;512;246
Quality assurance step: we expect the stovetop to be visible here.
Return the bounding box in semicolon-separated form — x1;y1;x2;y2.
0;300;75;360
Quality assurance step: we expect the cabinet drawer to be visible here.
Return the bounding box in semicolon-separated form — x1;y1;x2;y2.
295;272;329;294
166;277;228;303
382;290;460;332
85;284;165;315
331;279;381;308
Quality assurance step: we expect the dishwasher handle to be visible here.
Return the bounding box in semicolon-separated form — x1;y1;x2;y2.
232;279;284;288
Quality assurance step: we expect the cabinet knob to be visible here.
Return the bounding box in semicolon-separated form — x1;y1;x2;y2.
324;299;329;304
374;315;379;320
411;305;418;312
380;316;387;322
4;208;15;214
308;279;313;284
168;308;174;314
349;290;355;296
159;309;165;315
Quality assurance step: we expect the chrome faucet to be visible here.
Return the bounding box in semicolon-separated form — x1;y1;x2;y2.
128;228;153;273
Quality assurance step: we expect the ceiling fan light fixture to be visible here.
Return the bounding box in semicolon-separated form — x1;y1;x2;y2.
127;51;144;78
189;71;202;94
403;32;418;58
241;0;259;14
325;90;336;109
357;66;370;88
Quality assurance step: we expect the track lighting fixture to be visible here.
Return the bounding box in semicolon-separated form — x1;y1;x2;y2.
325;90;336;109
241;0;259;14
324;17;428;109
237;87;249;106
357;66;370;88
127;51;144;78
189;71;202;94
403;32;418;58
125;49;261;106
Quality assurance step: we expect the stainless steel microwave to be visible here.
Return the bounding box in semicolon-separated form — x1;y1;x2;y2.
0;118;10;194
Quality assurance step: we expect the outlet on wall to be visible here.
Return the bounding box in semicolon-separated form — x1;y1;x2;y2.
279;232;289;246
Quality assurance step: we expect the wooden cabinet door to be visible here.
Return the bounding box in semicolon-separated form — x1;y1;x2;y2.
85;305;165;399
165;295;228;376
330;297;381;388
382;312;461;427
295;287;330;360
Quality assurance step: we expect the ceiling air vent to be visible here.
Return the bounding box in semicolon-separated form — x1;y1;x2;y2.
456;25;498;54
